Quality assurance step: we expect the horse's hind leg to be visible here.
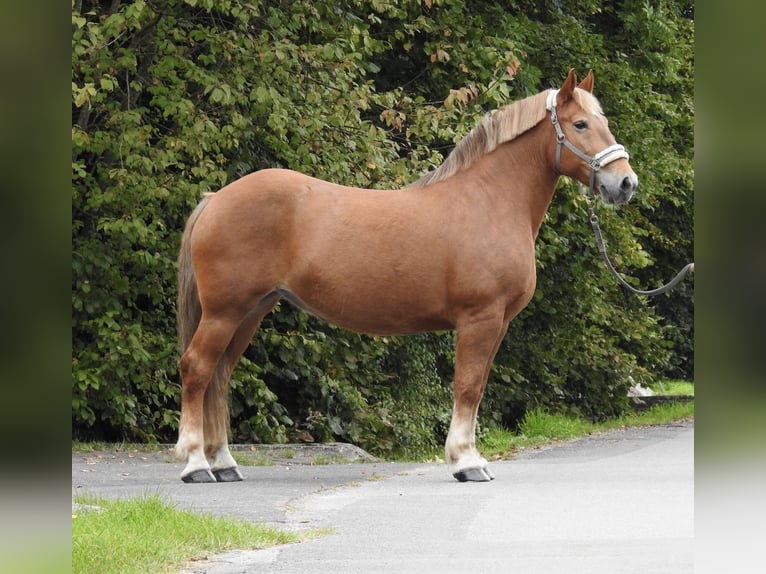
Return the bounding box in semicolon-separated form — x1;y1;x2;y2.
202;295;280;482
177;313;242;483
445;312;509;482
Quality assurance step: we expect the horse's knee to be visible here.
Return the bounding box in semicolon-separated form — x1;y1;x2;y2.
453;380;485;408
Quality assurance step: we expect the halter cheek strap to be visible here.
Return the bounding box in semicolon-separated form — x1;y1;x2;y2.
546;89;629;193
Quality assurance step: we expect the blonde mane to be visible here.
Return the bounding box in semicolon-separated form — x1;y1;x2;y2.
409;90;551;189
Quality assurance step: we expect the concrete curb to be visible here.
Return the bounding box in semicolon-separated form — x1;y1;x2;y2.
227;442;380;465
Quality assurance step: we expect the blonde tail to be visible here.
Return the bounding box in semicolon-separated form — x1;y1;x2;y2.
177;194;213;352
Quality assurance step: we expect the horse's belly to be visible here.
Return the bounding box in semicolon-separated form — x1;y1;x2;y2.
278;272;453;336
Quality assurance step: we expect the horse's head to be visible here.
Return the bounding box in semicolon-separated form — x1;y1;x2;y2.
547;69;638;205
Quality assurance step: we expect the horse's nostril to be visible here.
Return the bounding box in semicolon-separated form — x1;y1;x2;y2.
621;176;636;192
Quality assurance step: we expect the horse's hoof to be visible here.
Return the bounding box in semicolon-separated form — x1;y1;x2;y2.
453;467;493;482
181;468;217;483
213;467;244;482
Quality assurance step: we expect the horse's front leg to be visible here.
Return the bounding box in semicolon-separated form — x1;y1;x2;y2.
445;313;509;482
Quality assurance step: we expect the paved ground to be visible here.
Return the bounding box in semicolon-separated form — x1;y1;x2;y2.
72;421;693;573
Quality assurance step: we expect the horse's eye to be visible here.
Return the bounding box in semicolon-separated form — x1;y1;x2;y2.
574;120;588;130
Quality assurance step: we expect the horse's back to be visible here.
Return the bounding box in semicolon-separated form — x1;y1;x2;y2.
188;169;461;332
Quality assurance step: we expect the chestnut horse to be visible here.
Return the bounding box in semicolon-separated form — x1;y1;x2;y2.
175;69;637;483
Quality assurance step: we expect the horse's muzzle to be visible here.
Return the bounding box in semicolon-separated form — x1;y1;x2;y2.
599;172;638;205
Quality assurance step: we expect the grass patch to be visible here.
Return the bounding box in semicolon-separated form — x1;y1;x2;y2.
477;400;694;461
518;408;591;440
650;380;694;396
72;495;301;574
232;451;275;467
474;410;591;460
609;400;694;427
310;455;354;465
71;441;162;453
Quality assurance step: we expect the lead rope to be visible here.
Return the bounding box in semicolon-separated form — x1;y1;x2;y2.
579;185;694;297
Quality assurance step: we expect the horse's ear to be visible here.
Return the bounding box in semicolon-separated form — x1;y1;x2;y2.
577;69;593;93
578;69;594;93
559;68;578;104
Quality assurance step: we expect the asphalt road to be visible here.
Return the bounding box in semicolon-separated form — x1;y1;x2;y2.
72;421;693;573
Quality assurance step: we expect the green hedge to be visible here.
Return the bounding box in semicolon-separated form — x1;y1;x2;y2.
72;0;693;452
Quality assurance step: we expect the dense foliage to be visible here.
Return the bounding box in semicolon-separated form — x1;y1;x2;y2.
72;0;693;454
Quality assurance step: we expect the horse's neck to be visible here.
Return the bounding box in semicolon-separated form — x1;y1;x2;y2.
454;133;559;238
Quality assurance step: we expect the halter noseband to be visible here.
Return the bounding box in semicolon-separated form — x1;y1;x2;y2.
545;89;629;194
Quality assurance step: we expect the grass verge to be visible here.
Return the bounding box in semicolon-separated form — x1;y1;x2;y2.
71;440;171;453
478;399;694;461
72;495;303;574
650;379;694;396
